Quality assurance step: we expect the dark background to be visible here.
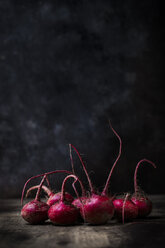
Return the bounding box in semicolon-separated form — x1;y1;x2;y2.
0;0;163;198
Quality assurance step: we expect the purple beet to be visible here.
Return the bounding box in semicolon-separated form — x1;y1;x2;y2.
69;122;122;224
113;194;138;223
131;159;156;218
21;175;49;224
48;175;80;225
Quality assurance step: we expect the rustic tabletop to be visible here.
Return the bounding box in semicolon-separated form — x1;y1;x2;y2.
0;195;165;248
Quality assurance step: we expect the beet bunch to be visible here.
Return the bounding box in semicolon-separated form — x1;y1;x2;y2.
21;123;157;225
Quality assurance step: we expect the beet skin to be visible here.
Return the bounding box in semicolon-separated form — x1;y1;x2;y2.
21;200;49;224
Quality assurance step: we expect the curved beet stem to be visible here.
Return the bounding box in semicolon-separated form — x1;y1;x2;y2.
134;159;156;194
122;193;129;224
71;177;85;221
35;175;47;201
21;170;73;206
72;180;80;200
26;185;52;198
72;179;86;198
61;174;82;203
26;179;86;199
102;121;122;195
70;144;95;194
69;144;86;197
21;169;86;206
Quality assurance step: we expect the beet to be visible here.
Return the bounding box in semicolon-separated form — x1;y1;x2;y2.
22;169;85;225
80;194;114;225
69;122;122;224
48;201;79;225
131;196;152;217
21;200;49;224
131;159;156;218
48;175;80;225
113;194;138;223
70;143;115;224
21;175;49;224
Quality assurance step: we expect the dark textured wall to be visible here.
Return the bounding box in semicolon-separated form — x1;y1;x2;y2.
0;0;163;198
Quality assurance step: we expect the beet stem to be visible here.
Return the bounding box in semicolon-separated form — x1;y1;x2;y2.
72;179;86;197
61;174;81;202
21;170;73;206
35;175;46;201
69;144;86;197
46;176;51;189
26;178;86;199
72;180;80;200
102;121;122;195
122;193;129;224
69;144;75;175
70;144;95;194
26;185;52;198
134;158;156;193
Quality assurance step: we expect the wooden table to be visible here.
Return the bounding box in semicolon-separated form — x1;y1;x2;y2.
0;195;165;248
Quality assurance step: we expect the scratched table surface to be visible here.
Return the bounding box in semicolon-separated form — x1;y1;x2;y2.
0;195;165;248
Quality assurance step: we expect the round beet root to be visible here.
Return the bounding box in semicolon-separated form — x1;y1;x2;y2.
132;159;156;218
48;201;79;225
80;194;114;225
48;174;82;225
113;198;138;222
21;175;50;224
21;200;49;224
131;196;152;218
